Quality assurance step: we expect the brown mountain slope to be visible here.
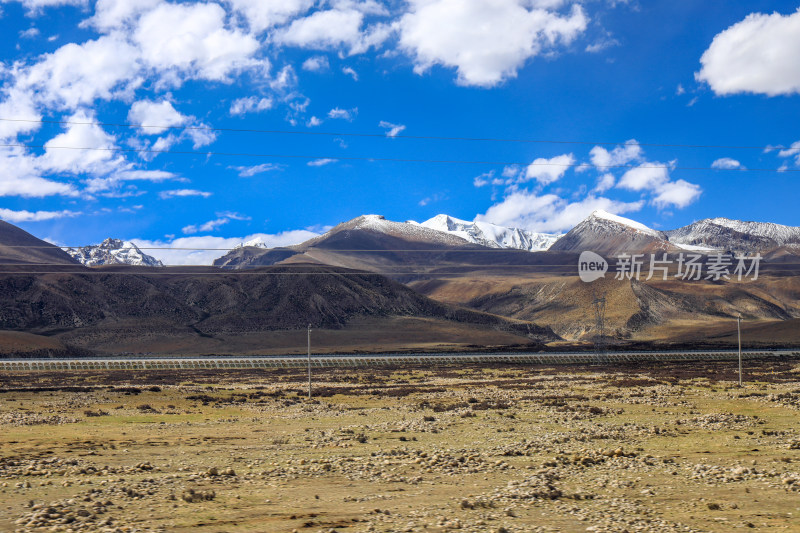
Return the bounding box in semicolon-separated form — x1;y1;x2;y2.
0;263;558;356
411;273;800;346
214;215;582;283
0;220;79;265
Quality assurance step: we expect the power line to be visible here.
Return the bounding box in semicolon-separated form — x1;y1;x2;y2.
0;142;796;172
0;263;592;267
0;271;568;275
0;117;785;151
5;246;565;251
0;268;794;275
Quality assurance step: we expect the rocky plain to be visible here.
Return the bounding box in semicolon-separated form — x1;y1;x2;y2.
1;359;800;532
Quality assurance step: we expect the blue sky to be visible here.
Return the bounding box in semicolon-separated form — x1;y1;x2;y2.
0;0;799;264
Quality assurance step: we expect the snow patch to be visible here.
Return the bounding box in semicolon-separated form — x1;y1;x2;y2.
589;210;661;238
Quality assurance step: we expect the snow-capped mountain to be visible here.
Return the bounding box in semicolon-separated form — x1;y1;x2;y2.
213;214;475;269
549;210;673;255
303;214;473;248
667;218;800;252
218;212;800;270
235;237;270;249
66;238;164;267
417;214;561;252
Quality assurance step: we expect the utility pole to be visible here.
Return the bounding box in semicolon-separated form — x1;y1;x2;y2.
307;324;312;399
737;314;742;387
591;286;606;363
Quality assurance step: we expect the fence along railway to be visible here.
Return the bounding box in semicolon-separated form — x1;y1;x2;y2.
0;350;798;371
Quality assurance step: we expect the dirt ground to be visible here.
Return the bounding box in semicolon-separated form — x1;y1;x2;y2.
1;359;800;532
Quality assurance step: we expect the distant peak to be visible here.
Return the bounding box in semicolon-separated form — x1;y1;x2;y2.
99;238;125;249
66;238;162;267
586;210;659;236
588;209;622;221
421;213;472;228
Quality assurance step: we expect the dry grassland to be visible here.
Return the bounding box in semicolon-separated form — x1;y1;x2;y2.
1;360;800;532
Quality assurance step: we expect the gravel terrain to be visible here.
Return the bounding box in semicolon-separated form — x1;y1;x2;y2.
1;359;799;532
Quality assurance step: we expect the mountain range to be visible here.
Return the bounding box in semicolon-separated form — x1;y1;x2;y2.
66;211;800;268
415;214;561;251
214;211;800;270
2;210;800;356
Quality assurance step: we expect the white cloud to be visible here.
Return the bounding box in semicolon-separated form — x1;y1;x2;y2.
114;170;177;182
379;120;406;137
502;165;520;178
584;33;619;53
589;140;641;168
159;189;212;199
0;146;78;197
593;173;615;193
217;211;250;221
342;66;358;80
132;230;319;265
149;134;180;154
0;110;180;199
127;100;188;133
182;218;230;234
307;158;337;166
0;88;42;140
19;27;40;38
529;0;569;8
523;153;574;184
269;65;297;91
328;107;357;120
476;190;643;233
473;170;494;187
133;2;261;83
777;140;800;165
398;0;588;87
181;211;250;235
273;7;391;55
232;163;283;177
332;0;390;17
588;141;702;210
18;35;141;109
225;0;314;33
616;163;670;191
229;96;274;116
302;55;329;71
419;192;446;206
696;9;800;96
307;116;322;127
127;101;215;152
84;169;178;194
185;124;217;149
0;207;80;222
778;141;800;157
39;110;125;176
82;0;161;31
651;179;702;209
7;0;86;15
616;161;701;209
711;157;743;170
